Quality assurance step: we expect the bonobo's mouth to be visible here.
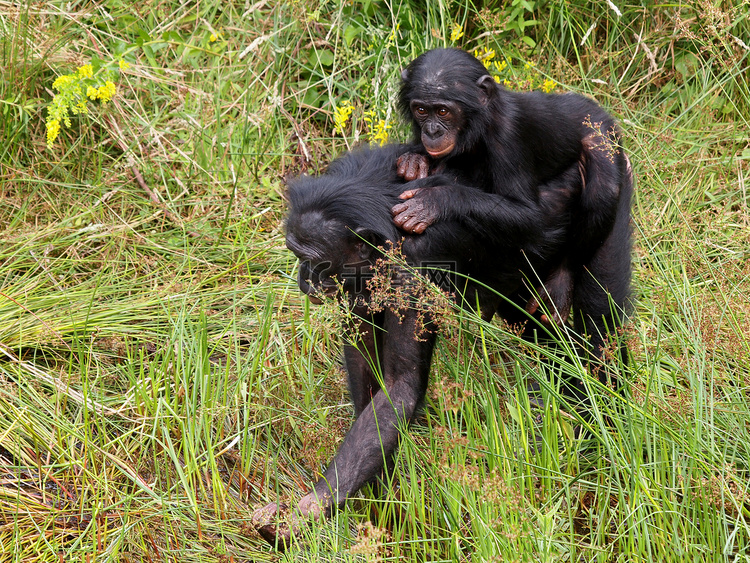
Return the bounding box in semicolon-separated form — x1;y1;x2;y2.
422;137;455;159
298;278;338;304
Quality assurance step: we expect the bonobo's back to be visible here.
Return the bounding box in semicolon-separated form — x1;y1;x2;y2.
286;145;409;245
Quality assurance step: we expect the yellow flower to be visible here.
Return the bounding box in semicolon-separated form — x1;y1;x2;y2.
333;100;354;135
370;119;391;146
450;23;464;42
387;24;400;43
210;33;218;42
97;81;116;103
542;79;556;93
118;59;130;70
363;111;391;145
46;118;61;148
52;74;75;90
474;48;497;71
77;64;94;79
46;59;122;148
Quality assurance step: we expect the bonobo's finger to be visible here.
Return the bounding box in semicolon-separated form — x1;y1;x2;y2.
401;215;427;233
398;189;420;200
396;154;408;178
392;202;408;217
405;155;428;181
297;492;325;520
398;154;415;181
393;210;419;231
416;157;429;179
400;218;419;233
251;502;283;528
397;154;429;181
252;502;297;552
393;212;410;229
404;159;419;181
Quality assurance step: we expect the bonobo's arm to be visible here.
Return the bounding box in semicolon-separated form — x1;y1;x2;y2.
306;304;435;503
253;301;436;549
392;174;545;248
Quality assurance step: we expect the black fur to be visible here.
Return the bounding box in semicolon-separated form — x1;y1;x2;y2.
266;145;580;546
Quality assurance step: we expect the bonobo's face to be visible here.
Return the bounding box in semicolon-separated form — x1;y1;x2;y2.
409;99;463;159
285;213;377;303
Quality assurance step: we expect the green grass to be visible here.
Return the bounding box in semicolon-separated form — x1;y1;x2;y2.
1;0;749;561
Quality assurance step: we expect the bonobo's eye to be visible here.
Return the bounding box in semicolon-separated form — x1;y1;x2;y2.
415;106;427;117
437;107;449;118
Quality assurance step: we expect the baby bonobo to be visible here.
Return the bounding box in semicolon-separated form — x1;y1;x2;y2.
393;48;632;330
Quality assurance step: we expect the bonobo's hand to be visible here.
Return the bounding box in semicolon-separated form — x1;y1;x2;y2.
251;493;325;551
396;152;429;181
392;188;438;234
252;502;297;552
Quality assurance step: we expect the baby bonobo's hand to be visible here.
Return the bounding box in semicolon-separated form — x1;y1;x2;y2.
392;188;437;234
396;152;429;181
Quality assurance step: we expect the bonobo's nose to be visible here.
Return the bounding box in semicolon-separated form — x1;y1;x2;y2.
424;122;440;139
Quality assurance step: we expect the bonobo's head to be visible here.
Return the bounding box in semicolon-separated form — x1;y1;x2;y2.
285;150;403;303
399;48;498;158
285;210;384;303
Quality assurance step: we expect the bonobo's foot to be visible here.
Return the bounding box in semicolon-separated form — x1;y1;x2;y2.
525;291;570;327
251;493;325;551
525;267;573;327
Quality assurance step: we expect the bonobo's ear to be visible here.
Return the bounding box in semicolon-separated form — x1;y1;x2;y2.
353;227;380;260
401;68;410;82
476;75;497;104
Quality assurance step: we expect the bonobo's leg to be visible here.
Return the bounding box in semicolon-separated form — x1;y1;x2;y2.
253;308;383;550
302;307;435;509
253;304;436;549
571;156;632;387
573;133;628;253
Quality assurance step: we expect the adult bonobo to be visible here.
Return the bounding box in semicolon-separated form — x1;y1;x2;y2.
394;48;632;351
252;144;580;549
